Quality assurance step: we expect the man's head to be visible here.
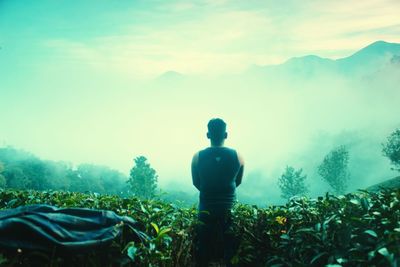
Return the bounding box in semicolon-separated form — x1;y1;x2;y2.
207;118;227;146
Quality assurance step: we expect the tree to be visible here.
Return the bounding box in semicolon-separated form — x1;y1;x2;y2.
128;156;158;199
45;161;72;191
317;146;350;195
278;166;308;200
75;164;105;193
382;128;400;171
3;165;32;189
19;159;48;190
0;161;6;188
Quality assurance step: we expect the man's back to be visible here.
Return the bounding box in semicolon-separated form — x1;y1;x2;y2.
194;147;242;211
192;118;244;267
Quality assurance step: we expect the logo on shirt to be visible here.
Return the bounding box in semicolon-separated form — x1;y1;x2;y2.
215;156;221;162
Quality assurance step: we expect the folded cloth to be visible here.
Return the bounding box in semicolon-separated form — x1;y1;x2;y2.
0;204;147;252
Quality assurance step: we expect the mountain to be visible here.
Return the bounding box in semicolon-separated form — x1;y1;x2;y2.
336;40;400;75
155;71;185;83
249;41;400;80
278;55;336;78
340;40;400;64
151;41;400;84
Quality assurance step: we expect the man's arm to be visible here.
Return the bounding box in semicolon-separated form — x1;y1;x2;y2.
235;152;244;187
191;152;201;190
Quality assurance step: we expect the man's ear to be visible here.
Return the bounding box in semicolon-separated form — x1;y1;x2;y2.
207;132;210;139
224;132;228;139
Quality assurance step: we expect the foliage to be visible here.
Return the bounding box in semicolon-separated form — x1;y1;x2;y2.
0;147;128;195
158;190;197;207
128;156;158;199
1;187;399;266
0;177;4;189
318;146;350;195
0;162;5;188
278;166;308;200
382;128;400;171
0;189;197;266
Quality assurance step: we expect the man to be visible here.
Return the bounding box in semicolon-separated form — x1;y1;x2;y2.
191;118;244;267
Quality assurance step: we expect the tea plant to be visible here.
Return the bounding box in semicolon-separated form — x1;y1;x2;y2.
0;188;399;266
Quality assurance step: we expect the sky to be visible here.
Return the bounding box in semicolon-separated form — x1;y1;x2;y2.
1;0;400;77
1;0;400;202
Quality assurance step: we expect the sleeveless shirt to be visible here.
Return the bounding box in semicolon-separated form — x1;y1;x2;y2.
197;147;241;210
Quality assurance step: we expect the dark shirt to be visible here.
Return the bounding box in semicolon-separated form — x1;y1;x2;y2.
192;147;243;211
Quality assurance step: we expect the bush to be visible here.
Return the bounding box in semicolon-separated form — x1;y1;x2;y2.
0;188;399;266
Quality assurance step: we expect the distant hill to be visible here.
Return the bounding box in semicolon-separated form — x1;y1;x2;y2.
366;176;400;192
337;40;400;75
248;40;400;80
152;41;400;83
149;41;400;87
155;71;184;83
339;41;400;64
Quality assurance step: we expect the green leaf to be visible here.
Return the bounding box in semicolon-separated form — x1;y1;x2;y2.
360;198;370;210
350;199;360;205
7;199;17;207
368;250;375;261
364;230;378;238
336;258;347;264
350;216;361;222
151;222;159;234
158;227;171;237
377;247;389;257
122;241;135;253
230;255;239;265
280;234;290;240
310;252;328;265
296;227;314;233
140;203;147;213
127;246;137;261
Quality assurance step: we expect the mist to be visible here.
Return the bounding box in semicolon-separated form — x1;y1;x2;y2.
1;0;400;205
1;41;399;205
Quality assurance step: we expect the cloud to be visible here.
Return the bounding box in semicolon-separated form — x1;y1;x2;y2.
39;0;400;77
42;9;281;76
285;0;400;57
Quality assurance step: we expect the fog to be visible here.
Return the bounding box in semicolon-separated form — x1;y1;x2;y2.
1;43;400;205
1;1;400;205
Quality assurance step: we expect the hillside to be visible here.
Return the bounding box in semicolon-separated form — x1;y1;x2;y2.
367;176;400;192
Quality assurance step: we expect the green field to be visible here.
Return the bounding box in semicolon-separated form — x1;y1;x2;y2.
0;187;399;267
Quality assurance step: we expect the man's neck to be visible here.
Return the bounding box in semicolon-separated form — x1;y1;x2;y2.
210;142;224;147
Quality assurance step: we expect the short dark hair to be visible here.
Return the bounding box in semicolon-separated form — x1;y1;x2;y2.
207;118;226;140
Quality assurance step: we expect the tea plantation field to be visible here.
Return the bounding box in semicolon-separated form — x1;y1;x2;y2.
0;188;399;266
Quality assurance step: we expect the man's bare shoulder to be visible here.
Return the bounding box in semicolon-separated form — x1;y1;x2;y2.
236;151;244;166
192;151;200;163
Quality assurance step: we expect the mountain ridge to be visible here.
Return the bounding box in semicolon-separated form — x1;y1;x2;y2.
272;40;400;68
156;41;400;80
249;40;400;79
341;40;400;61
